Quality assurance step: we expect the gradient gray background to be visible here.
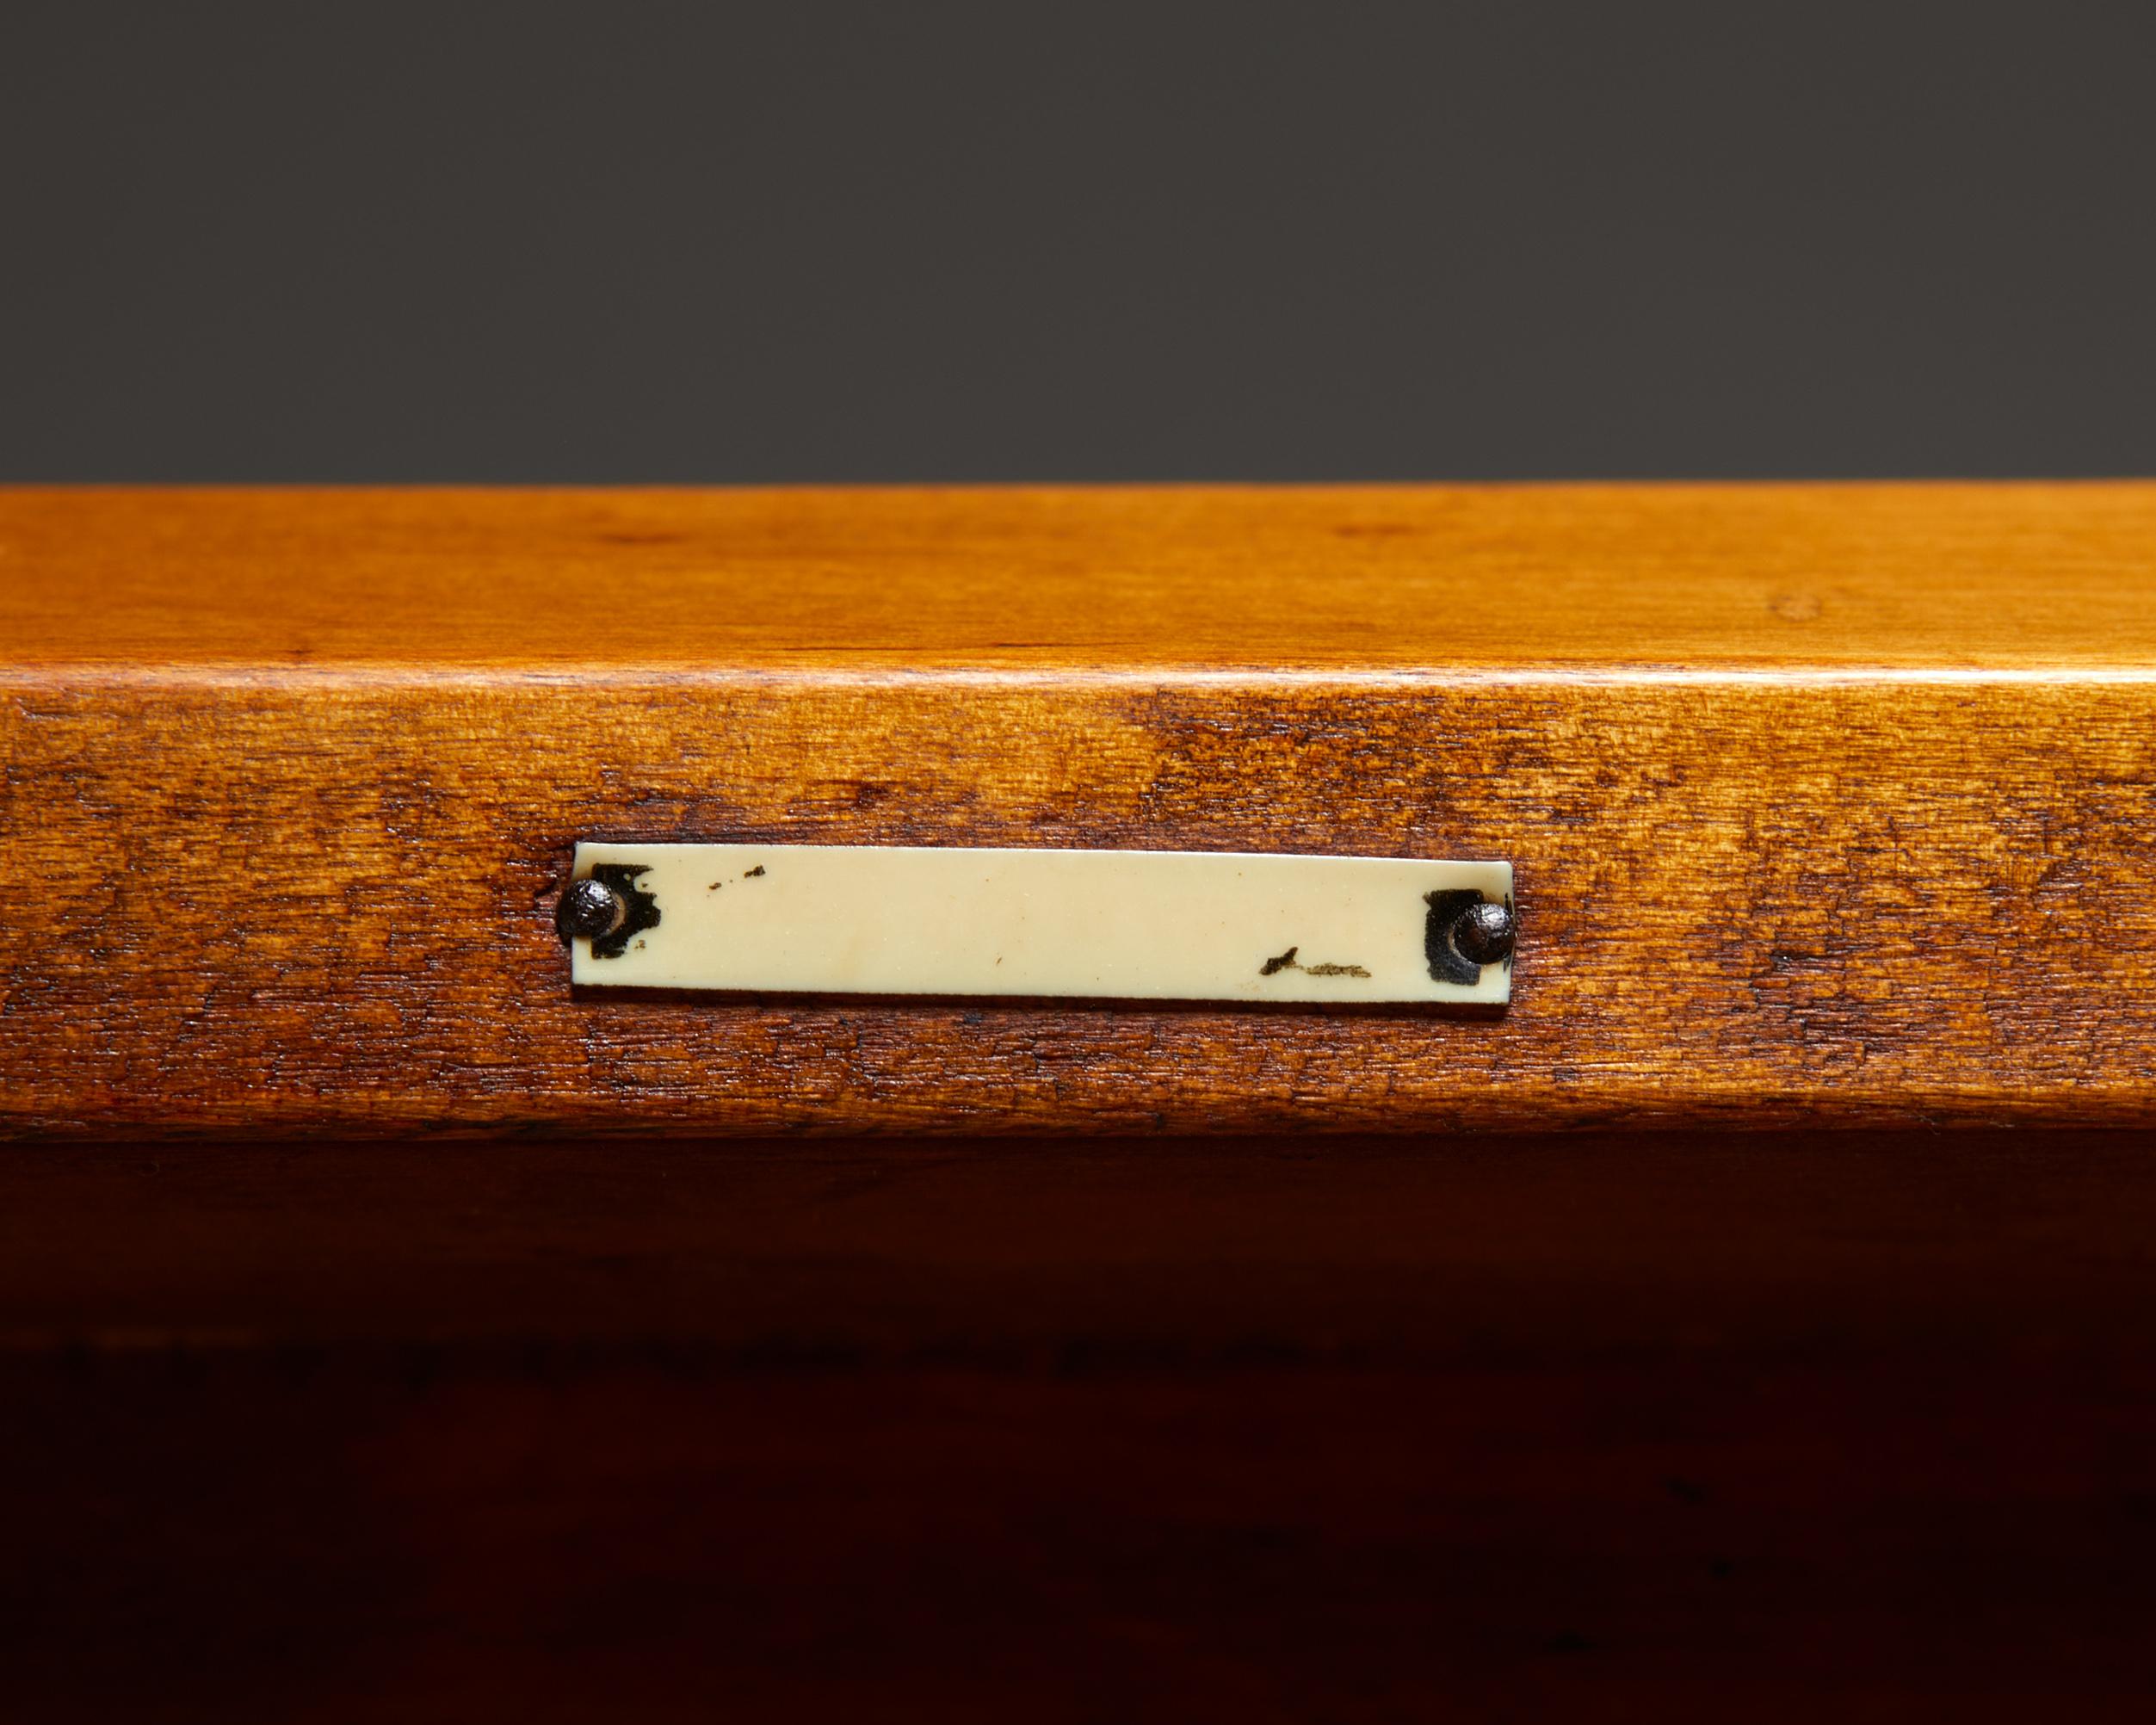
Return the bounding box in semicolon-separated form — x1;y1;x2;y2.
4;1;2152;481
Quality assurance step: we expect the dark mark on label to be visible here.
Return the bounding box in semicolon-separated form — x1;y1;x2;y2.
586;862;660;960
1260;945;1370;980
744;865;765;878
1423;889;1484;985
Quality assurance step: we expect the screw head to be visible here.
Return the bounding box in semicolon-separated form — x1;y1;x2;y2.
1452;900;1516;965
556;876;626;943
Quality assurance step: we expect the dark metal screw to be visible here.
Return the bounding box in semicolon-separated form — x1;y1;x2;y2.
1451;900;1516;965
556;876;626;943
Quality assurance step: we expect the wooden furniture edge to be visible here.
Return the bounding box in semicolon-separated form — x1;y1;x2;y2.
6;659;2152;1134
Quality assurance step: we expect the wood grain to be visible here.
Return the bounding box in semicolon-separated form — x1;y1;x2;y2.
3;483;2155;671
13;490;2156;1716
4;486;2155;1134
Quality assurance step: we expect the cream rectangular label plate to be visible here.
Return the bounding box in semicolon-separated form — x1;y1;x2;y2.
565;844;1512;1005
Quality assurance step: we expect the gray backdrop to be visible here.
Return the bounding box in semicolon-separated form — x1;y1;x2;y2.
4;1;2152;480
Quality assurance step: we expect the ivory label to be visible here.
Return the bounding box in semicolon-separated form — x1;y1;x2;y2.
565;844;1513;1005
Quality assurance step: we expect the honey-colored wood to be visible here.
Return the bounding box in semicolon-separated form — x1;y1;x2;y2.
4;486;2155;1135
3;482;2156;671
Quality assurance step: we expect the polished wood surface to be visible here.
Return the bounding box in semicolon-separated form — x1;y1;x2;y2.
4;486;2155;1135
3;483;2155;671
9;488;2156;1713
9;675;2156;1135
